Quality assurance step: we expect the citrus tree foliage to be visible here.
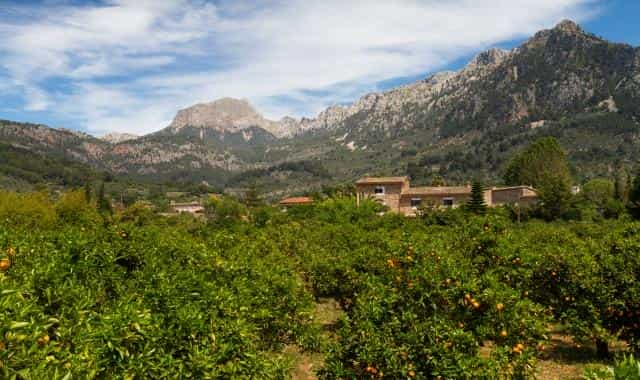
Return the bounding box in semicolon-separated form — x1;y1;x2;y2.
1;191;639;378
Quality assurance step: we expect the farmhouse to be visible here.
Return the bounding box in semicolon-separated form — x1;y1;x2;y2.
355;176;537;216
170;201;205;215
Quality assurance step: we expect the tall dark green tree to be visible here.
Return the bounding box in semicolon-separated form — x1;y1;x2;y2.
613;165;630;202
84;182;92;203
243;182;263;208
503;137;571;188
628;170;640;219
503;137;572;220
97;182;111;213
466;180;487;214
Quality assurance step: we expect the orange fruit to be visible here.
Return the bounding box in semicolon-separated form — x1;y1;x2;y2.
500;330;508;338
0;259;10;271
496;303;504;311
472;301;481;309
408;370;416;377
37;335;50;346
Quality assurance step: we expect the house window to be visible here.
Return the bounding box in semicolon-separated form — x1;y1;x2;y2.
374;186;385;195
410;198;422;207
443;198;454;207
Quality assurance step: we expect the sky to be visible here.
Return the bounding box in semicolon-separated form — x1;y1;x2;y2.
0;0;638;136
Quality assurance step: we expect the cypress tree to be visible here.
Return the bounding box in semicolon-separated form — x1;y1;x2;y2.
97;182;111;213
467;180;487;214
243;182;263;208
84;182;92;203
628;170;640;219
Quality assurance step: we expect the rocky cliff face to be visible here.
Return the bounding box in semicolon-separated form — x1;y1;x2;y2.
101;133;138;144
287;20;639;141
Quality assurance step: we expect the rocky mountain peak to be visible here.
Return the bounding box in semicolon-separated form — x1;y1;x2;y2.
467;48;509;69
553;19;582;34
168;97;266;133
165;97;307;138
526;19;592;48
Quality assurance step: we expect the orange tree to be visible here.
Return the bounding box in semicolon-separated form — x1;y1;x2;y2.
0;217;318;378
485;219;640;357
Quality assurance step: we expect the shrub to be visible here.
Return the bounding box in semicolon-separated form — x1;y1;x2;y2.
0;190;56;228
55;190;101;225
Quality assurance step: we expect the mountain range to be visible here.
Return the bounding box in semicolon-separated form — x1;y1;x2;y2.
1;20;639;195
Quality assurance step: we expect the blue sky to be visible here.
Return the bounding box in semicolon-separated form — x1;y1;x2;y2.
0;0;638;135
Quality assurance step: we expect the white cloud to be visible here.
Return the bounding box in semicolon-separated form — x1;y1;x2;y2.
0;0;600;135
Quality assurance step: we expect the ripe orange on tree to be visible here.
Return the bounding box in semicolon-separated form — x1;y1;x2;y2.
0;258;10;271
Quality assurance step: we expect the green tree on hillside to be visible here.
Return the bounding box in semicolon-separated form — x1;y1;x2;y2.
628;170;640;219
582;179;614;211
466;180;487;214
504;137;572;220
613;166;632;204
503;137;571;188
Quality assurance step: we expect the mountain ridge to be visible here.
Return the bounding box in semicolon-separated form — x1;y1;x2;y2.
1;20;639;193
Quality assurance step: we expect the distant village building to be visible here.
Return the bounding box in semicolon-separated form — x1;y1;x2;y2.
279;196;314;208
170;201;205;215
355;176;538;216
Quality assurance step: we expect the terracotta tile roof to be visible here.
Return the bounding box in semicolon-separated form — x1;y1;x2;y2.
279;196;314;205
402;186;472;196
355;176;409;184
491;186;537;192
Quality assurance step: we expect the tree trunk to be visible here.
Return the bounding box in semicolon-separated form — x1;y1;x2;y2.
595;338;610;359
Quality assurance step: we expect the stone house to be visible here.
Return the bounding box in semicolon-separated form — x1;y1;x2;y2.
356;177;537;216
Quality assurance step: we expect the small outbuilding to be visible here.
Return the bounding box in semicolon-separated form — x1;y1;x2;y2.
279;196;314;208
